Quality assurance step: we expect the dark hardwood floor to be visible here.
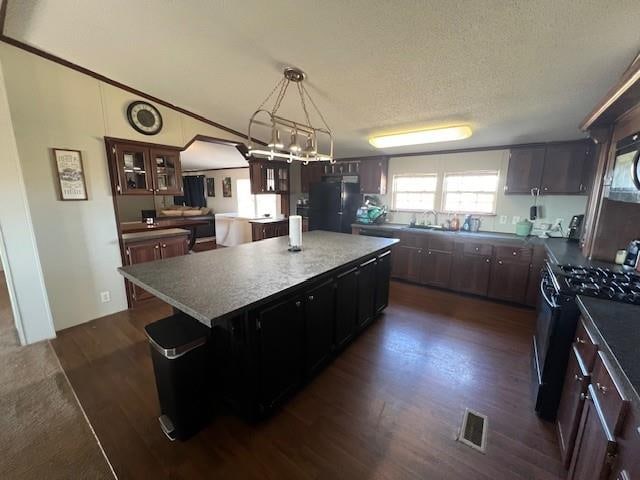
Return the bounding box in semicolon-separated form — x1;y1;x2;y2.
51;282;565;480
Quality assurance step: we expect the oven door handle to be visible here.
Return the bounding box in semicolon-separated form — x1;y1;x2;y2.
540;276;558;309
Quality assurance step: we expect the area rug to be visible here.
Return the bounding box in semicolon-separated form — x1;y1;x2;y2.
0;273;115;479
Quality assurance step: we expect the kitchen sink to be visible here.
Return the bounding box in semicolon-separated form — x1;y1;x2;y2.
407;224;444;230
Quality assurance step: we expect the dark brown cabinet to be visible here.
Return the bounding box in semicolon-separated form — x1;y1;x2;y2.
487;247;532;303
375;251;392;313
420;249;453;288
124;234;189;303
357;258;377;329
391;245;422;283
452;252;492;296
568;384;617;480
108;139;183;196
358;157;388;194
505;141;593;195
300;163;324;193
251;220;289;241
541;142;592;194
505;146;546;194
557;346;591;466
304;280;335;376
335;267;358;349
525;246;546;307
256;296;304;412
249;159;289;194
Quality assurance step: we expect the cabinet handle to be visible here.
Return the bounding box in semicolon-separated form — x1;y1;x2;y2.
148;188;153;192
576;336;585;344
308;295;314;301
498;260;503;265
596;383;608;395
580;392;591;401
574;374;583;382
579;183;583;191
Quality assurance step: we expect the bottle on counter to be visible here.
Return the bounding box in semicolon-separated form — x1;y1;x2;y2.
450;214;460;231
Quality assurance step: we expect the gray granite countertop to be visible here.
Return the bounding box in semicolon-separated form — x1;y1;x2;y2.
352;222;545;246
122;228;190;243
119;231;398;327
577;296;640;410
544;238;627;271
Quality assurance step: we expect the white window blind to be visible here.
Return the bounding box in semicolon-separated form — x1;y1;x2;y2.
392;174;437;211
442;172;499;214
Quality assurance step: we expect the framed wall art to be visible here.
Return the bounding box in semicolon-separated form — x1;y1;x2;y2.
53;148;88;201
206;177;215;197
223;177;232;197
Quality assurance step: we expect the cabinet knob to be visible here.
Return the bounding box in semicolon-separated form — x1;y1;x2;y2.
418;249;422;254
580;392;591;401
498;260;503;265
575;336;585;344
485;258;490;263
428;251;432;255
574;374;583;382
475;247;479;252
596;382;608;395
543;187;548;191
149;188;154;192
308;295;314;301
162;244;167;248
512;251;517;256
295;301;302;308
155;245;159;249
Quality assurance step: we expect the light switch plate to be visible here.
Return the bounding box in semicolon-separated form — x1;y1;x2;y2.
512;216;521;224
100;291;111;303
499;215;508;224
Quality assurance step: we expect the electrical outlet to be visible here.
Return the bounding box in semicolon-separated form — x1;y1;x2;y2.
512;216;521;224
100;291;111;303
499;215;508;224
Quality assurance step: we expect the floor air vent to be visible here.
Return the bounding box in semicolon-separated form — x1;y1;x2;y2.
457;408;487;453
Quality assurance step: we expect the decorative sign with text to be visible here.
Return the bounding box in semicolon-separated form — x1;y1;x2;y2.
53;149;88;201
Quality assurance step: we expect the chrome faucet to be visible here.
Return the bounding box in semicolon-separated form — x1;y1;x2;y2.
424;210;438;226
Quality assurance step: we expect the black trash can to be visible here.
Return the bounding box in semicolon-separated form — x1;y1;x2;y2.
144;312;211;441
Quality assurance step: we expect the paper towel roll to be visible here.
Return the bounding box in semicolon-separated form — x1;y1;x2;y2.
289;215;302;250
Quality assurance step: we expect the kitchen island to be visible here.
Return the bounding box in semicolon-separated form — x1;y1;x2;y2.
119;231;398;419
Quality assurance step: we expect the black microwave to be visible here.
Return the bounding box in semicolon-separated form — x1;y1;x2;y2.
608;131;640;203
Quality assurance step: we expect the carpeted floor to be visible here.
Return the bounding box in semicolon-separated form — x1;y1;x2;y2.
0;271;115;479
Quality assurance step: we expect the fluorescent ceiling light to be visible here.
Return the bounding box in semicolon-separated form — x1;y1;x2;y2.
369;125;472;148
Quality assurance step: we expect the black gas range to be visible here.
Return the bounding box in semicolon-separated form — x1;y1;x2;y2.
554;265;640;305
533;261;640;421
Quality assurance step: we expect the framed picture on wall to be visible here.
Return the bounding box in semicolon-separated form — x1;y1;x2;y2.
206;177;215;197
223;177;232;197
52;148;88;201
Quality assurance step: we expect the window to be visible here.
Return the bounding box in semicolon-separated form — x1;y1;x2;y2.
392;174;437;211
442;172;499;214
236;178;279;218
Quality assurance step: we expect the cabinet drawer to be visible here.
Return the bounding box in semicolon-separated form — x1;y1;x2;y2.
591;352;629;436
574;318;598;371
495;245;532;262
428;236;454;253
399;232;424;248
462;241;493;256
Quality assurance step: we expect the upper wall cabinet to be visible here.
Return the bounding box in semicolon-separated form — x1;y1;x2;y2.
359;157;388;195
249;159;289;194
300;163;324;193
505;141;594;195
107;138;183;195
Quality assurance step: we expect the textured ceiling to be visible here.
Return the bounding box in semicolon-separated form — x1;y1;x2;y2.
180;141;248;171
4;0;640;157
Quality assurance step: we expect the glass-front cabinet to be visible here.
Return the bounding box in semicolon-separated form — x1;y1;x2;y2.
249;159;289;194
109;139;183;196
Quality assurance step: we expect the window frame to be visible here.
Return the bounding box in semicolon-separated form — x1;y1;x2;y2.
440;170;500;215
391;173;438;212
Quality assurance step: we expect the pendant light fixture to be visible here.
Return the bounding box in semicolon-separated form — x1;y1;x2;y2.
247;67;334;164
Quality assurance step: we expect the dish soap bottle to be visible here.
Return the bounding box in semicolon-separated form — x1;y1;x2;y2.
450;214;460;231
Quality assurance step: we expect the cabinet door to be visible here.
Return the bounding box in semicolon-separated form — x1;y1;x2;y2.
505;146;545;194
391;245;422;282
541;142;590;194
150;148;183;195
375;251;392;313
304;280;335;376
249;161;265;194
159;236;188;259
257;297;304;411
568;385;617;480
114;143;153;195
421;250;453;288
335;268;358;348
125;240;161;301
359;157;388;194
301;163;324;193
357;258;377;329
276;164;289;193
452;254;491;296
557;347;590;467
487;259;530;303
525;261;544;307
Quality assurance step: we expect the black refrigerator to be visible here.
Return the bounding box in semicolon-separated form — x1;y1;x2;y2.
309;182;361;233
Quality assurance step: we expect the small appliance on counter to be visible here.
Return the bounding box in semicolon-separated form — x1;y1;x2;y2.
355;200;387;225
623;239;640;269
461;215;481;232
567;214;584;242
515;219;533;237
608;131;640;203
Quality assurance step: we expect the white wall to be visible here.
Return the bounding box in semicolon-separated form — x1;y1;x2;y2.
382;150;588;234
181;168;250;214
0;58;55;344
0;42;244;332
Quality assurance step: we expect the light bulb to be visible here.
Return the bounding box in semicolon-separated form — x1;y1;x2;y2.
268;129;284;149
288;130;301;153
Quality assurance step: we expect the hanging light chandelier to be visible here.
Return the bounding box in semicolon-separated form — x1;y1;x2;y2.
247;67;334;164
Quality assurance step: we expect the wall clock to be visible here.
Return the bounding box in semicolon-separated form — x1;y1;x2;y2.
127;101;163;135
